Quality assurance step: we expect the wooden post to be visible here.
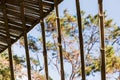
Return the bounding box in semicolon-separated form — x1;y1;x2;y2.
75;0;86;80
1;2;15;80
54;0;65;80
98;0;106;80
38;0;49;80
20;1;31;80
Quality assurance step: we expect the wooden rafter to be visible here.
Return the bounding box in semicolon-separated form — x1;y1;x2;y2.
0;0;62;53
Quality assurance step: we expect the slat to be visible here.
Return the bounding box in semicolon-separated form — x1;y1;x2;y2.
0;44;7;48
7;8;40;20
0;45;7;50
54;0;65;80
75;0;86;80
7;14;33;25
0;33;8;38
98;0;106;80
0;33;15;41
6;4;40;22
0;36;7;43
38;0;49;80
0;24;23;31
0;35;16;44
24;0;54;7
9;20;31;28
6;0;54;9
0;30;19;39
20;1;31;80
0;42;7;46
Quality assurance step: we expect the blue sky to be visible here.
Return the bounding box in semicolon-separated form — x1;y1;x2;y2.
59;0;120;25
104;0;120;25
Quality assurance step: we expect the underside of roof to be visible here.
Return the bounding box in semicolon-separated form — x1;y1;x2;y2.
0;0;62;53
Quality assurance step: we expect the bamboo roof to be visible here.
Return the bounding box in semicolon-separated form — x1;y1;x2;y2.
0;0;62;53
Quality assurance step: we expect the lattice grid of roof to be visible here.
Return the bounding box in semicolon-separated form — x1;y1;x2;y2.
0;0;62;53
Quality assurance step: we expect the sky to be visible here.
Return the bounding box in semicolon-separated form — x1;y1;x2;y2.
59;0;120;25
12;0;120;80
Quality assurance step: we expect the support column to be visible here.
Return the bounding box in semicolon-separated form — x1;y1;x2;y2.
98;0;106;80
54;0;65;80
20;1;31;80
2;2;15;80
38;0;49;80
75;0;86;80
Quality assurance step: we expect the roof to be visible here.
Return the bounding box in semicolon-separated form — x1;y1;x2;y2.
0;0;62;53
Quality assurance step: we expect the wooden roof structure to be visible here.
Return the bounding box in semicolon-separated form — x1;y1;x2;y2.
0;0;62;53
0;0;106;80
0;0;63;80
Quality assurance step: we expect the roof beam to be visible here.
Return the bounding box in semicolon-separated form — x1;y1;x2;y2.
0;0;59;54
0;30;19;39
0;42;7;46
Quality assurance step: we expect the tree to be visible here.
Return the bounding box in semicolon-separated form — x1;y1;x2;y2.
1;9;120;80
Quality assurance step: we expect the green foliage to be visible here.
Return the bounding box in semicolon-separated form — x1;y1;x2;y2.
13;55;25;65
111;27;120;39
106;46;120;73
0;52;10;80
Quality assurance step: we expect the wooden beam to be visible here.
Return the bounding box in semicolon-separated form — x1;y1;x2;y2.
0;7;53;54
0;30;19;38
0;0;57;55
0;36;7;43
0;33;8;38
38;0;49;80
8;20;31;28
1;1;15;80
0;23;24;31
0;43;7;47
54;0;65;80
75;0;86;80
0;46;5;49
0;42;7;49
0;44;7;49
20;1;31;80
98;0;106;80
5;0;54;8
6;5;40;20
6;13;33;25
25;0;53;7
